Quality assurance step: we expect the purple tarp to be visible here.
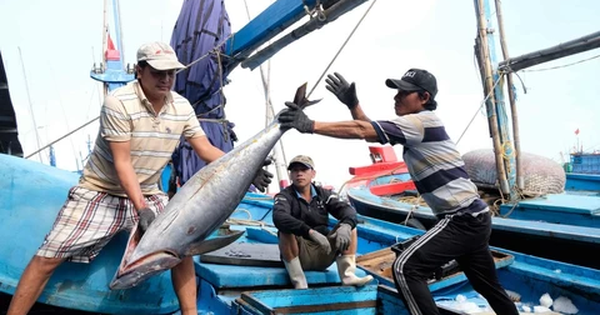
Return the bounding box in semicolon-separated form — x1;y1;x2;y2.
170;0;235;184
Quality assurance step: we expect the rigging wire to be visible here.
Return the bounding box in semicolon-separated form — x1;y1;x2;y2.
520;52;600;72
25;1;377;160
242;0;290;187
307;0;378;99
455;75;503;145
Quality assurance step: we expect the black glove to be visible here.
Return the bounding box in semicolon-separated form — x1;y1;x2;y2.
252;159;274;192
138;207;156;233
325;72;359;110
278;102;314;133
329;223;352;252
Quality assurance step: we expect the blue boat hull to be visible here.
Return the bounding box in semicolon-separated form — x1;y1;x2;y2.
566;173;600;193
3;153;600;314
0;153;179;314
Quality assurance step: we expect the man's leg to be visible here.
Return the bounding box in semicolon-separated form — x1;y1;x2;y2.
336;228;373;286
171;256;197;315
7;256;65;315
278;232;300;262
392;216;464;315
456;247;519;315
8;187;121;315
278;232;308;289
456;213;519;315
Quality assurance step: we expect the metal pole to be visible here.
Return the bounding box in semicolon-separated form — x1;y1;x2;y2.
499;31;600;72
18;47;44;163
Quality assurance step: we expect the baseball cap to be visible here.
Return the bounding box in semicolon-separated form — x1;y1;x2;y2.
385;68;438;99
137;42;185;71
287;155;315;170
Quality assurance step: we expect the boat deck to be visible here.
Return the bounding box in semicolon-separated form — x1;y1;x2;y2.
499;193;600;228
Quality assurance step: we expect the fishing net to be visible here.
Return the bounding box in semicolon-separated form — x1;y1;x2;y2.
462;149;566;196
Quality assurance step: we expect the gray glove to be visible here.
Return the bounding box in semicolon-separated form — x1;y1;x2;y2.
138;207;156;233
329;223;352;252
308;230;332;254
325;72;359;110
278;102;315;133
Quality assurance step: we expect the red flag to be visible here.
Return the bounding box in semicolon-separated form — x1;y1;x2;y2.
106;34;116;51
575;128;580;135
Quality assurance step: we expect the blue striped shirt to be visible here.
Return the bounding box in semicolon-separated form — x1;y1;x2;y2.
372;110;487;216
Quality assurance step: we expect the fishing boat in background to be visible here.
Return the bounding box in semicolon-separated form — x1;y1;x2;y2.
565;151;600;193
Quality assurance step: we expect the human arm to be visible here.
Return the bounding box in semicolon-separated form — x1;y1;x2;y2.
272;191;332;253
109;141;156;231
278;103;379;142
278;103;426;146
325;72;370;122
312;120;380;142
100;96;154;230
322;189;357;228
322;189;356;252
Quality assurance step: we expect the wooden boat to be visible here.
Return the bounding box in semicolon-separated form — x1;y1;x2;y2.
2;152;600;314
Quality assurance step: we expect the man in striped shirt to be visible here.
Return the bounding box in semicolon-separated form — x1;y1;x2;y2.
278;70;518;315
7;42;272;315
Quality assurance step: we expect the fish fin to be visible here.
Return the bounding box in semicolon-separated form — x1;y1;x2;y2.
292;82;321;109
185;229;245;256
293;82;308;106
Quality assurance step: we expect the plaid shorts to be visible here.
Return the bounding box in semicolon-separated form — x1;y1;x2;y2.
37;186;168;263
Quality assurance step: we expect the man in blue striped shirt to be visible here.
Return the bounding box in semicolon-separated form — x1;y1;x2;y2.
278;69;518;315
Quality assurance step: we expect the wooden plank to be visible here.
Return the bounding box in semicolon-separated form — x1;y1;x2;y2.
273;300;376;314
356;247;513;286
200;243;283;267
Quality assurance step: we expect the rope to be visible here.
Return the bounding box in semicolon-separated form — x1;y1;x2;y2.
25;32;236;160
402;196;422;226
25;2;376;160
455;74;504;145
307;0;379;99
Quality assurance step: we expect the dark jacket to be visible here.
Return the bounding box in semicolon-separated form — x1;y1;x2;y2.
273;184;357;238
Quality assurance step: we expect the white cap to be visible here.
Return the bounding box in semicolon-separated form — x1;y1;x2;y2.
137;42;185;70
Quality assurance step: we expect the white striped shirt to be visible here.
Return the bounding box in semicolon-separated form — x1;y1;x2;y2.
79;81;205;196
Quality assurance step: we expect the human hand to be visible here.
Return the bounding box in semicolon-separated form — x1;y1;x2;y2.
138;207;156;233
325;72;359;110
309;229;332;254
278;102;315;133
252;159;274;192
329;223;352;252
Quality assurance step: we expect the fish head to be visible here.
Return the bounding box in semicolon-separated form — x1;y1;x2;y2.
109;224;245;290
109;225;182;290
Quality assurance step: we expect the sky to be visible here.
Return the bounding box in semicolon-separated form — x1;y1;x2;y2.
1;0;599;190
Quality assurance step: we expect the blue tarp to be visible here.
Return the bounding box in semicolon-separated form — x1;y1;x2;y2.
170;0;235;185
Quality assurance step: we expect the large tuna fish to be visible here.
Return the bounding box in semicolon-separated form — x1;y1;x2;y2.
110;84;318;290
